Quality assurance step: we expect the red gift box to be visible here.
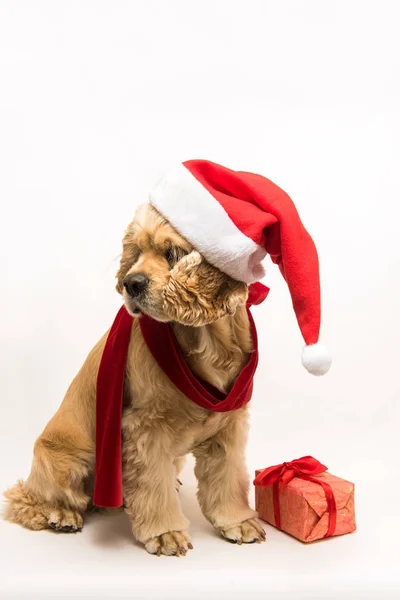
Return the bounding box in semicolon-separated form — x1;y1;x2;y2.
254;456;356;542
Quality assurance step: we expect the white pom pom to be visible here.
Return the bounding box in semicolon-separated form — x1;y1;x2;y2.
302;344;332;376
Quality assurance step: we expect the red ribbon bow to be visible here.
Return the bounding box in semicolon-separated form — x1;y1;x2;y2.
254;456;337;538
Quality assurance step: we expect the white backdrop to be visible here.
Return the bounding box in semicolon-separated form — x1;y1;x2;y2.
1;1;399;599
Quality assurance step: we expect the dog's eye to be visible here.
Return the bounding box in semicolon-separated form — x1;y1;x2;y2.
165;247;176;267
165;246;186;268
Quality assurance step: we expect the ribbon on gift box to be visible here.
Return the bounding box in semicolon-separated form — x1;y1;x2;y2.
254;456;337;538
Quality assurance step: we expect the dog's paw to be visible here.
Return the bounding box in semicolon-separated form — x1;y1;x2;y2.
145;530;193;556
47;507;83;533
220;518;266;544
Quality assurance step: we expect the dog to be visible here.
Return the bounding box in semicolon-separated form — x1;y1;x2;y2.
4;203;266;555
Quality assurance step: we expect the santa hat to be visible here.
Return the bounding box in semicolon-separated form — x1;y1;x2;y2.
149;159;331;376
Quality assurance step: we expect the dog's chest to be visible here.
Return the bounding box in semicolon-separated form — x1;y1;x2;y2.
173;321;249;394
122;379;236;459
122;316;248;456
179;410;233;454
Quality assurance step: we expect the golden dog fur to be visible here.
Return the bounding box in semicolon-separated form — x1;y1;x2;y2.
4;204;266;555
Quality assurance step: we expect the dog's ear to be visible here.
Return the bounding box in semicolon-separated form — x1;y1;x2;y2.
162;251;248;326
115;225;140;294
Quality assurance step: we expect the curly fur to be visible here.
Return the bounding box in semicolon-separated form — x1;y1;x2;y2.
163;250;248;327
3;204;266;554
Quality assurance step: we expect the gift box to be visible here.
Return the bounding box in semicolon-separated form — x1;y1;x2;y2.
254;456;356;542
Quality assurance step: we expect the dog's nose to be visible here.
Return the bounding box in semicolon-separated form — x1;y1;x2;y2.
123;273;149;297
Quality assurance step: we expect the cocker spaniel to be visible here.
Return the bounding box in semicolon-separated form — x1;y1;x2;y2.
4;204;266;555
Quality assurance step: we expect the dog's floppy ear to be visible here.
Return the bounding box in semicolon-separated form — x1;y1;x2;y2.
162;251;248;326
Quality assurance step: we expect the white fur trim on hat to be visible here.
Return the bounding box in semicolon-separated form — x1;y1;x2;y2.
149;163;266;284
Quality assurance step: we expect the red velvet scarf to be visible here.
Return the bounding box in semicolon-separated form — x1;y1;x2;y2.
93;282;269;508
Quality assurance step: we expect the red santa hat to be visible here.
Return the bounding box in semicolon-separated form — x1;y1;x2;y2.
149;159;331;376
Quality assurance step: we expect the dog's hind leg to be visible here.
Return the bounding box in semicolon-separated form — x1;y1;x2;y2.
4;404;94;532
3;336;105;532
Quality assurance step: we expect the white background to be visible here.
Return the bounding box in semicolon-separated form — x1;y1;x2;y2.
1;1;399;598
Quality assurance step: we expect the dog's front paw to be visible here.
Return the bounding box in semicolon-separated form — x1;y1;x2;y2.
145;530;193;556
220;518;266;544
47;507;83;533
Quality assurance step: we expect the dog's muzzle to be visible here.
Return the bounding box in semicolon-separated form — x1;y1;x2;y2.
123;273;149;298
